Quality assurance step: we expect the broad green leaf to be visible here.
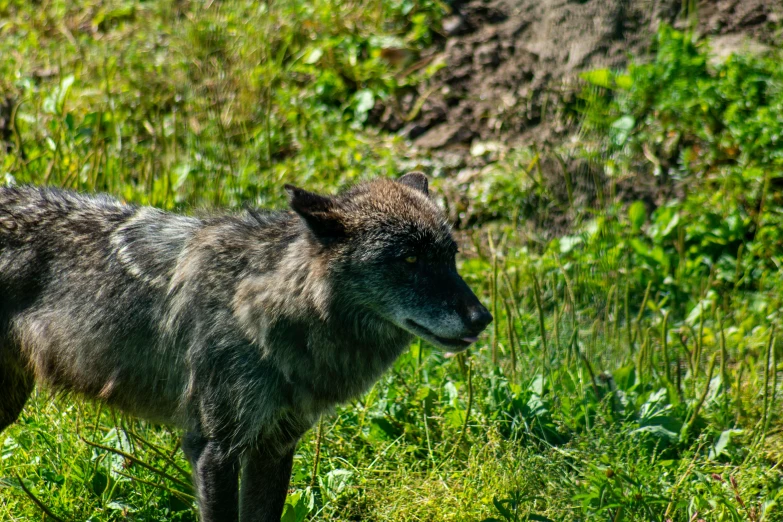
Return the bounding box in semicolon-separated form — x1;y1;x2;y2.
632;424;679;443
614;74;633;89
281;504;298;522
580;68;613;89
628;201;647;231
353;89;375;123
610;115;636;146
710;429;742;459
613;365;637;392
305;48;323;64
559;235;583;254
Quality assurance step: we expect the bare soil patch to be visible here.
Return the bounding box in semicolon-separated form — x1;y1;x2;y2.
378;0;779;151
377;0;780;232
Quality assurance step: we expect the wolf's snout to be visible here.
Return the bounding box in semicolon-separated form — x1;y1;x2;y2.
467;305;493;334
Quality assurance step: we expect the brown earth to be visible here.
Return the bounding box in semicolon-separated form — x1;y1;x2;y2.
375;0;781;232
379;0;779;151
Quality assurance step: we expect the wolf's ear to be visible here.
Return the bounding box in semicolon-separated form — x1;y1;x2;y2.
285;185;346;240
398;171;428;196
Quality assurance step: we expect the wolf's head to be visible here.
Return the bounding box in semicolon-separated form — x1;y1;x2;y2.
285;173;492;352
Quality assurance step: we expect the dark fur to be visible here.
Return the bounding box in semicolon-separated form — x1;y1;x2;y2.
0;174;491;521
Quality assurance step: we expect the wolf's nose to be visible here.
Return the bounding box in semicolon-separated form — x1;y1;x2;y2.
468;305;493;333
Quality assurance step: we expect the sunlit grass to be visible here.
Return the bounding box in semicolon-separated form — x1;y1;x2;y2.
1;3;782;521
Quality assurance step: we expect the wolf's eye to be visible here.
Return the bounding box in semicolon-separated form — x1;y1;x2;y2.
404;255;417;264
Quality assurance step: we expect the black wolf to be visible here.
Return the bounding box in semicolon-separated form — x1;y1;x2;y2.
0;173;492;521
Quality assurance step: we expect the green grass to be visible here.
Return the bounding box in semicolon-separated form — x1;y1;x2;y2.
1;3;783;521
0;0;442;207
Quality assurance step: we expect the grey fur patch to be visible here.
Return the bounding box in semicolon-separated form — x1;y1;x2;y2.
112;207;201;288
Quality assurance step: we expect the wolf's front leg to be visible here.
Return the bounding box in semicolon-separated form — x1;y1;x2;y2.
239;445;296;522
183;433;241;522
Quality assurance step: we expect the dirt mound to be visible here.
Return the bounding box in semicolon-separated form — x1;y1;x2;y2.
376;0;779;152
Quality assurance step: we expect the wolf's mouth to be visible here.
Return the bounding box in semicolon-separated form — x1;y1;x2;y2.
404;319;476;351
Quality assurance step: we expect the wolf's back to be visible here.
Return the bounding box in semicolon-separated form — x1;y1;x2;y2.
0;185;203;276
0;185;203;318
0;185;130;286
0;185;137;240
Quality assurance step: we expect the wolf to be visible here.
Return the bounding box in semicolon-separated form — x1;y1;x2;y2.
0;172;492;521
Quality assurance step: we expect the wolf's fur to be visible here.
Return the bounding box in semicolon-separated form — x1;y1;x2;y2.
0;173;492;521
